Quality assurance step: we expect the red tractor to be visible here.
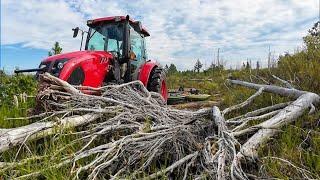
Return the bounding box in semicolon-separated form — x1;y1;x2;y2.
15;15;168;101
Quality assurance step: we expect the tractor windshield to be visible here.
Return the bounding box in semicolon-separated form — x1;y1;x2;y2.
86;23;124;56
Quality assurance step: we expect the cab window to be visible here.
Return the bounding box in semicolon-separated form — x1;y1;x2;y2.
130;27;145;78
87;23;123;56
130;28;144;63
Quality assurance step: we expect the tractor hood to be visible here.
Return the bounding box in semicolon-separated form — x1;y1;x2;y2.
39;50;114;79
42;51;113;63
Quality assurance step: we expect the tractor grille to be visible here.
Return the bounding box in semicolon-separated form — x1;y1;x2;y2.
37;58;69;78
51;58;69;77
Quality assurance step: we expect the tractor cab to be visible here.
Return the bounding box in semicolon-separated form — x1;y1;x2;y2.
73;15;149;83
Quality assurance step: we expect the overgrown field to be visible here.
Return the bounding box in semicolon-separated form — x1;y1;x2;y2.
1;33;320;178
166;50;320;178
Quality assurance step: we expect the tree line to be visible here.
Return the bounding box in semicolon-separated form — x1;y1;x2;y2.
165;58;261;75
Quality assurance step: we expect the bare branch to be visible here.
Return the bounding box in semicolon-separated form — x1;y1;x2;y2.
272;75;295;89
222;87;264;115
228;79;307;98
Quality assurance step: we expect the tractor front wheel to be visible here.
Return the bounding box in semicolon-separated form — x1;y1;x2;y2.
147;67;168;102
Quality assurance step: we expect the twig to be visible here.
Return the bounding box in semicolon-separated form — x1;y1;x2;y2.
272;75;294;89
222;87;264;115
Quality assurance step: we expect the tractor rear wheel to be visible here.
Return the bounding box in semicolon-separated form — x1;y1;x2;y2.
147;67;168;101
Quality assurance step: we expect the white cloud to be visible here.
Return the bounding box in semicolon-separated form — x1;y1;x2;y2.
1;0;318;70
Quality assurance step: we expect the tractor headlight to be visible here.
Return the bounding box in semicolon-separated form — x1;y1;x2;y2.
57;62;65;69
55;59;69;70
52;58;69;77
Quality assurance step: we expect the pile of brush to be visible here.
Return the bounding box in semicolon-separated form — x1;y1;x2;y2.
0;73;319;179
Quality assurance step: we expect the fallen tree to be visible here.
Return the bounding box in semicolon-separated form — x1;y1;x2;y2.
0;73;319;179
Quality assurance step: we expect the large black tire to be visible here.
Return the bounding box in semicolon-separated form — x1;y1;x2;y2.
147;67;167;97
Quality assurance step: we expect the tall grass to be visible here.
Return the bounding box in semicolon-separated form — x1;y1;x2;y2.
0;74;37;128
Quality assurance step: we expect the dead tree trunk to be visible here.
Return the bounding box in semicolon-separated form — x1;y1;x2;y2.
0;114;99;153
228;80;320;160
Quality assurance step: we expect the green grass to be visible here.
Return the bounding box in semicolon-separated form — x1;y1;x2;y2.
0;129;86;179
259;112;320;178
0;74;37;128
0;100;36;128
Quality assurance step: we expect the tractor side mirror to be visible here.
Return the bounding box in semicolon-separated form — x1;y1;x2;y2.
72;27;79;38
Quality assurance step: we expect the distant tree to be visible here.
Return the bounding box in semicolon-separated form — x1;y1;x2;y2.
167;64;178;74
304;21;320;51
308;21;320;36
52;42;63;54
164;64;169;71
209;62;216;69
284;52;290;57
218;58;226;70
245;60;251;69
48;42;63;56
256;61;260;70
194;59;203;73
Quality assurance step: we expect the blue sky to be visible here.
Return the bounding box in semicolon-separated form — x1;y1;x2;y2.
1;0;319;73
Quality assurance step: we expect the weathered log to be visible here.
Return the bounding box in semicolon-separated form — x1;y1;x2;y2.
228;79;307;98
229;80;320;160
41;73;81;94
237;92;319;159
212;107;227;180
0;114;99;153
212;106;248;180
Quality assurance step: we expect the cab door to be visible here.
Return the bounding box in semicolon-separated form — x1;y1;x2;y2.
129;26;146;80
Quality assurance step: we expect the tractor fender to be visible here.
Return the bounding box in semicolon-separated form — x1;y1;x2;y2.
138;60;160;87
59;51;112;87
